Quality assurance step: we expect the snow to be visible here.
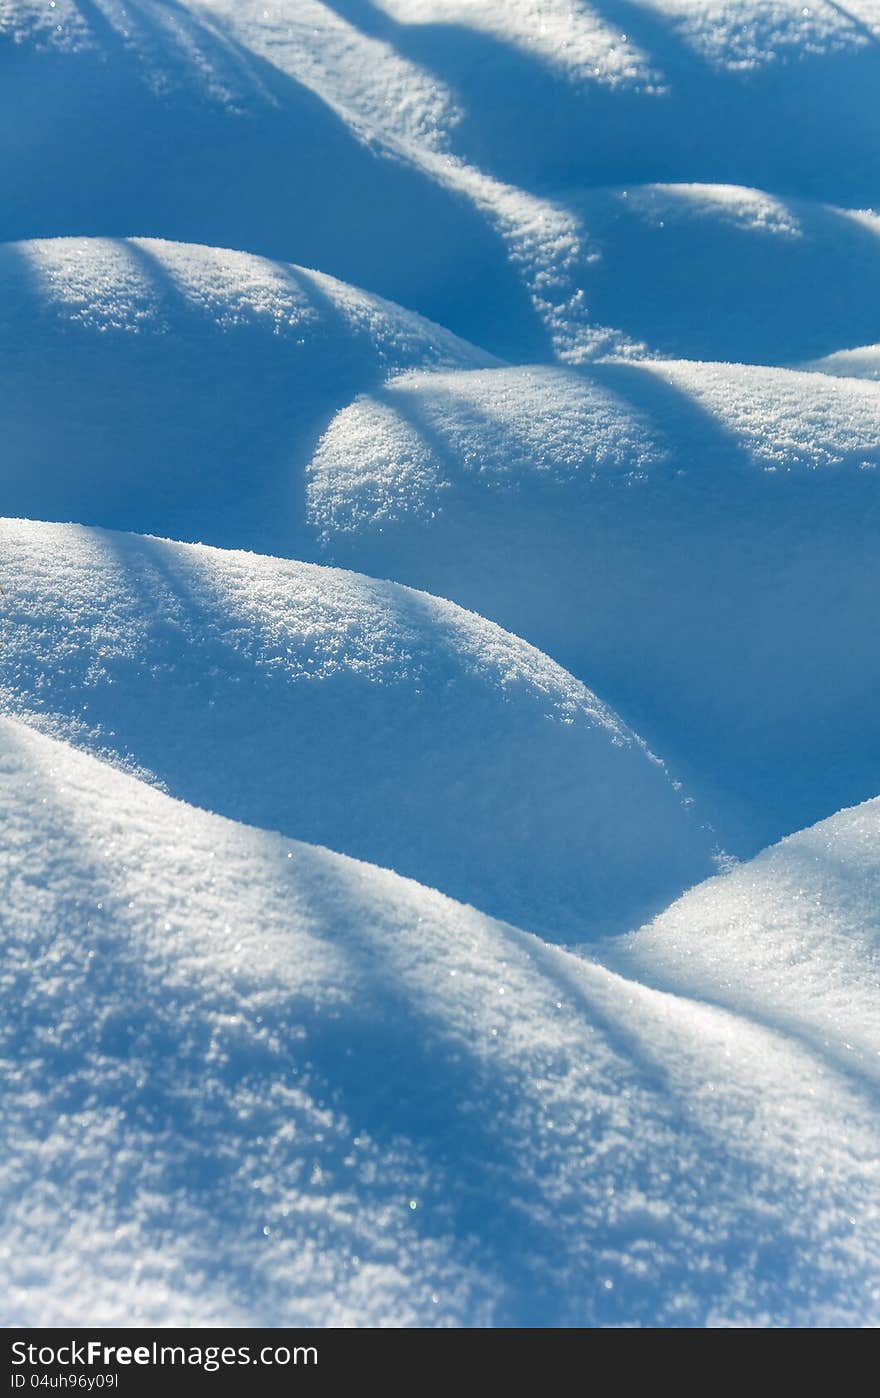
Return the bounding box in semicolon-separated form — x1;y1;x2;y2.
799;343;880;381
4;0;880;359
552;184;880;364
604;796;880;1091
0;236;493;552
308;359;880;851
0;517;712;942
3;0;880;1330
367;0;655;86
0;2;545;357
3;717;878;1327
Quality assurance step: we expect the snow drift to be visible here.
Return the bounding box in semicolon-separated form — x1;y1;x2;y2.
0;517;712;940
5;2;879;360
3;0;880;1331
308;358;880;850
2;716;878;1327
0;236;492;553
605;796;880;1090
5;232;878;852
548;184;880;365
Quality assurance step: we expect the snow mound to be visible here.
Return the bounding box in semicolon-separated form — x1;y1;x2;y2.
5;0;880;1330
3;716;878;1327
5;4;879;362
0;4;542;356
353;1;880;203
553;185;880;365
0;236;492;552
799;343;880;381
0;518;712;940
308;359;880;850
606;797;880;1091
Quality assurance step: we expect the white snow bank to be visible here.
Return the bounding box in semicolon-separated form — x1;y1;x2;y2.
0;518;712;940
605;797;880;1091
0;236;492;553
369;0;655;87
4;4;880;362
377;0;869;73
308;359;880;850
554;184;880;365
201;0;880;208
799;343;880;381
0;5;543;357
2;716;878;1327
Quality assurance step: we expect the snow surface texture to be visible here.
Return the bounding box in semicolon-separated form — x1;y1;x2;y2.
0;517;713;940
604;798;880;1091
3;1;880;359
3;718;879;1327
2;0;880;1328
0;237;494;551
308;360;880;847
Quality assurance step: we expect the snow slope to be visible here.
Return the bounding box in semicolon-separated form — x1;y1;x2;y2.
0;0;546;358
4;2;879;360
3;716;878;1327
799;343;880;381
0;236;493;553
3;0;880;1330
549;184;880;365
3;226;876;849
346;0;880;202
308;358;880;849
604;797;880;1090
5;230;876;849
0;517;713;941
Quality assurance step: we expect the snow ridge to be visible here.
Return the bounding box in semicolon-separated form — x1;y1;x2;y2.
2;0;880;1329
